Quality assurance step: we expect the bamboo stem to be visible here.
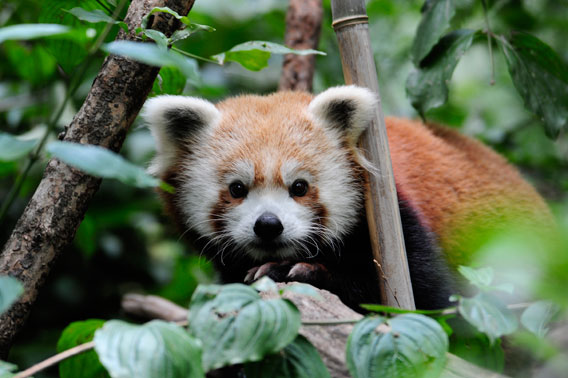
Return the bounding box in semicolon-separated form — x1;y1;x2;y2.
330;0;415;309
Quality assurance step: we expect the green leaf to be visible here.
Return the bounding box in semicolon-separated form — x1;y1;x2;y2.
406;29;477;117
520;301;559;338
141;7;191;30
458;266;493;288
94;320;204;378
498;32;568;138
170;23;215;45
4;41;57;85
0;276;24;315
188;283;301;371
0;24;70;44
346;314;448;378
0;361;18;378
212;41;326;71
457;292;518;344
152;66;187;95
65;8;117;24
244;335;330;378
46;141;161;189
0;132;39;161
39;0;106;73
57;319;109;378
144;29;168;50
103;41;200;83
411;0;456;65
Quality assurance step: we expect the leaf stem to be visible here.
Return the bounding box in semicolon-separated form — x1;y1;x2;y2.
481;0;496;85
171;46;219;64
13;341;95;378
302;319;361;326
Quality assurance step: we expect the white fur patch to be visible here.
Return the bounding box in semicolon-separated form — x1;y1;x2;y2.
308;85;377;145
142;95;221;176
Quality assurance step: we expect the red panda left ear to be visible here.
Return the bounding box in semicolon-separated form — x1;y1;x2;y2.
308;85;377;144
142;95;220;176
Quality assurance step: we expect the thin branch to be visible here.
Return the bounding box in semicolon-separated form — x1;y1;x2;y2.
13;341;95;378
171;46;219;64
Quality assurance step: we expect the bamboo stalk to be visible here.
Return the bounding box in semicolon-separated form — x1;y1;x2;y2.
330;0;415;309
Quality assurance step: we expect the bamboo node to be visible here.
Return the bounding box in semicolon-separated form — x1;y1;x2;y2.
331;15;369;30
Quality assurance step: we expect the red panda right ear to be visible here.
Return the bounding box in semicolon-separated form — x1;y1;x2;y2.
142;95;220;176
308;85;377;145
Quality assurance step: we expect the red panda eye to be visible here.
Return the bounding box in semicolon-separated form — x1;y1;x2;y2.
229;181;248;198
290;179;309;197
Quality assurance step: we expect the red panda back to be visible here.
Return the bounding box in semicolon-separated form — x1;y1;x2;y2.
385;117;553;267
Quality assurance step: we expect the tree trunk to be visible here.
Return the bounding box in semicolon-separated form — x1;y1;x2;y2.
278;0;323;92
0;0;196;356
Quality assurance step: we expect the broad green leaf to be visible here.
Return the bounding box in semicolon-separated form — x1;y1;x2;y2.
212;41;325;71
244;335;330;378
141;6;214;33
449;333;504;373
0;276;24;315
152;67;187;95
0;24;70;44
411;0;456;65
103;41;200;83
170;23;215;45
406;29;477;117
188;283;301;371
0;361;18;378
39;0;106;72
46;141;161;189
4;41;57;85
458;266;494;288
346;314;448;378
94;320;204;378
499;32;568;138
57;319;109;378
65;8;116;24
144;29;168;51
141;7;192;29
520;301;559;338
0;133;38;161
456;292;518;344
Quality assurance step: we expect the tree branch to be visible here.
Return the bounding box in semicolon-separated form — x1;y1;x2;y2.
278;0;323;92
121;284;509;378
0;0;196;357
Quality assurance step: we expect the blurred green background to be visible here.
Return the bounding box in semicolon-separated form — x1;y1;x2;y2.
0;0;567;375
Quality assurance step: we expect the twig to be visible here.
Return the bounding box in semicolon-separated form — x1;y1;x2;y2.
13;341;95;378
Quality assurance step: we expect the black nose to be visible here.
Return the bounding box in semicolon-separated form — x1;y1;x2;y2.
254;212;283;241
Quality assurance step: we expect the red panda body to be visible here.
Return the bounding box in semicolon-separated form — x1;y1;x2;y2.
143;86;551;310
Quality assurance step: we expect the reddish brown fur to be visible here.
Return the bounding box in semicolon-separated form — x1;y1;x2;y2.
157;92;552;269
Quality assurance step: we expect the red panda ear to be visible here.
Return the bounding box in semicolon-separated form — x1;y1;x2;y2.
308;85;377;144
142;95;220;175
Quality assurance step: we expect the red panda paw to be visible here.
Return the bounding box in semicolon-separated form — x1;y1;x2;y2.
244;261;331;288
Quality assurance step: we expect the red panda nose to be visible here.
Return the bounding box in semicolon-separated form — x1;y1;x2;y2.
254;212;284;241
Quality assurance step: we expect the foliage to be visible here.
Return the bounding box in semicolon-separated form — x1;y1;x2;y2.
0;0;567;377
406;0;568;138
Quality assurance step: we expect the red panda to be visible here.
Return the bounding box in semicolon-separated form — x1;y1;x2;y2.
143;86;552;310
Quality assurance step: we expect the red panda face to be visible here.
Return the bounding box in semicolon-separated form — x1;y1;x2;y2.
144;86;377;262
